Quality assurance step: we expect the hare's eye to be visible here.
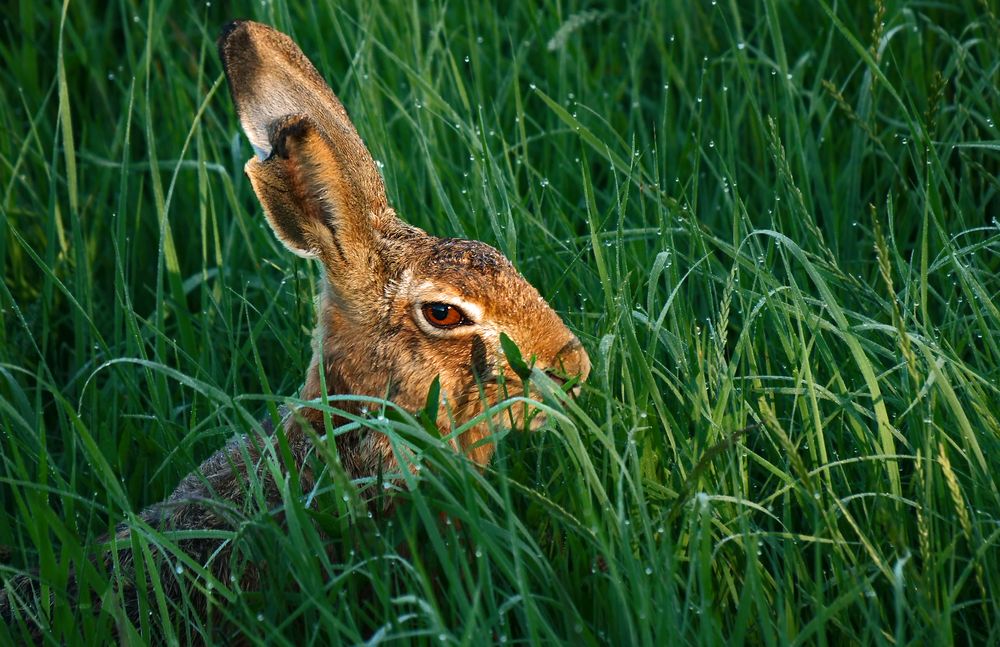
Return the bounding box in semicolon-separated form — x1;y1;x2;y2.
422;303;467;328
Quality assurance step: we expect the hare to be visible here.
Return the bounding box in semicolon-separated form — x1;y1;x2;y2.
1;20;590;639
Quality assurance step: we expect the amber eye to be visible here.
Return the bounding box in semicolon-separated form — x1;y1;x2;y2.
421;302;467;328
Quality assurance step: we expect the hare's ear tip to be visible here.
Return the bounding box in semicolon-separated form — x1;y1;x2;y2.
220;20;241;37
218;20;244;43
216;20;250;49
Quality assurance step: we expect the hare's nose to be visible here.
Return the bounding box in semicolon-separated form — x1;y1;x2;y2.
547;336;590;396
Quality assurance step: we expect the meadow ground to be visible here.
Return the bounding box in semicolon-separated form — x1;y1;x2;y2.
1;0;999;644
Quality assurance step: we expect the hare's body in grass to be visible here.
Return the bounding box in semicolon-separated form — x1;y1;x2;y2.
1;20;589;638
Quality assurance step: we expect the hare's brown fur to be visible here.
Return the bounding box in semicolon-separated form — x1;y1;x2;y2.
1;20;589;640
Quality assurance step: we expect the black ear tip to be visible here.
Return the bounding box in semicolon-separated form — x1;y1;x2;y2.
218;20;255;68
219;20;243;41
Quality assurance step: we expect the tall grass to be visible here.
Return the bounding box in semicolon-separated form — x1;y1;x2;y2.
1;0;999;644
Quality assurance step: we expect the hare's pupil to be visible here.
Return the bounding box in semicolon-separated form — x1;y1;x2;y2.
430;304;450;321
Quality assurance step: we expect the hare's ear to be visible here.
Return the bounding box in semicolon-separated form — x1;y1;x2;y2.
245;114;376;263
218;20;388;217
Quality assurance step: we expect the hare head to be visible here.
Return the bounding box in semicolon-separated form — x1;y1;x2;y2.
218;21;589;471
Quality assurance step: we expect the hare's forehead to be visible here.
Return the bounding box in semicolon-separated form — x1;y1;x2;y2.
422;238;512;273
386;239;538;310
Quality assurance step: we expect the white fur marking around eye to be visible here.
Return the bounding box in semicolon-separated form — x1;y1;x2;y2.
410;296;485;337
403;276;487;336
414;293;483;324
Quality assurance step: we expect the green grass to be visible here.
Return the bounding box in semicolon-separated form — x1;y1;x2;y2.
2;0;999;644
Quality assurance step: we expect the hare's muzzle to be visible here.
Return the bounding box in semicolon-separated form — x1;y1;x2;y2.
548;336;591;397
